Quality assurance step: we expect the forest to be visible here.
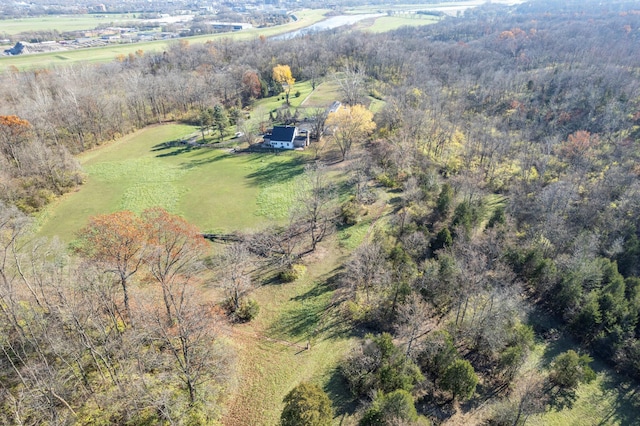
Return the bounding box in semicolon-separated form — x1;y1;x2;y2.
2;0;640;424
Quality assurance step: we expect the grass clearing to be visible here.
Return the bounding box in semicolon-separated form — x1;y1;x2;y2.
223;239;359;426
357;15;440;33
35;123;307;239
300;80;343;109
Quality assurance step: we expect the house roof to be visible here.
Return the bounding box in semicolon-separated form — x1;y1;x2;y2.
271;126;296;143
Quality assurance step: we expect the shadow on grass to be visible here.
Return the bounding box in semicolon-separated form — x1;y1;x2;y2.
268;265;357;343
528;304;640;424
245;155;306;187
324;367;359;421
597;373;640;425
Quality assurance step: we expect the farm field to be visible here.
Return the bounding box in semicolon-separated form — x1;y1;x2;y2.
0;9;328;71
0;13;138;35
35;123;308;240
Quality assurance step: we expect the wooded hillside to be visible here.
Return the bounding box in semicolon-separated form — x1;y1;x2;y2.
1;0;640;424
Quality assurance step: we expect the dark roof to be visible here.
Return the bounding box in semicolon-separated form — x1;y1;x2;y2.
271;126;296;143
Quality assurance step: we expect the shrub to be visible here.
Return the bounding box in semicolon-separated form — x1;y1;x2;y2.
440;359;478;401
280;264;307;283
281;382;333;426
235;298;260;322
294;90;301;98
376;173;397;188
360;390;425;426
341;199;360;225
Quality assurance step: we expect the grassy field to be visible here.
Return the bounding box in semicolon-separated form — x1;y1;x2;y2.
35;123;308;239
300;80;343;108
0;14;138;35
356;14;440;33
0;9;328;72
223;243;359;425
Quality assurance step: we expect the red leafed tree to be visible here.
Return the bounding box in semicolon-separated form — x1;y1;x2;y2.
76;211;147;322
559;130;599;162
142;208;208;323
241;70;262;104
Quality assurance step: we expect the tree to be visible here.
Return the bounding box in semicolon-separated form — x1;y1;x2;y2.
218;242;254;314
336;64;366;106
211;105;229;141
360;390;422;426
296;163;335;253
549;350;595;390
280;382;333;426
0;115;31;172
273;64;295;105
441;359;478;402
342;333;423;397
436;183;454;216
344;242;390;305
76;211;147;321
198;107;213;142
326;105;375;161
142;208;208;324
241;70;262;105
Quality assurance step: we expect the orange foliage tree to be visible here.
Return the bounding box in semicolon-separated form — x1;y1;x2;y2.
76;211;147;321
559;130;599;163
142;207;208;323
0;115;32;171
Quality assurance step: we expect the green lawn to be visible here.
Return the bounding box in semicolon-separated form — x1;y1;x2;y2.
0;9;328;72
357;15;440;33
35;123;307;239
300;80;342;109
224;237;358;426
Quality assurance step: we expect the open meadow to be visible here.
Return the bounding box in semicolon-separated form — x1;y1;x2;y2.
35;123;310;239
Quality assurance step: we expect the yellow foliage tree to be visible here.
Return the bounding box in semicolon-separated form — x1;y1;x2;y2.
326;105;376;161
272;64;295;105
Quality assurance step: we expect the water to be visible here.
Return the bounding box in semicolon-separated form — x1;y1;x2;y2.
274;14;383;39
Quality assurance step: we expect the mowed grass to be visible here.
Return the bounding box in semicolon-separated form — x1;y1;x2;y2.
0;9;328;72
223;242;358;426
357;14;440;33
300;80;342;109
35;123;306;239
0;14;138;35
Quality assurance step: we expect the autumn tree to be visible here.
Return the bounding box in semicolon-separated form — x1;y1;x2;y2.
241;70;263;105
142;208;208;324
0;115;31;172
76;211;147;321
325;105;376;161
217;242;254;314
273;64;295;105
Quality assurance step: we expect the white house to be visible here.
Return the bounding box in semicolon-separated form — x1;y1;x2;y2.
269;126;297;149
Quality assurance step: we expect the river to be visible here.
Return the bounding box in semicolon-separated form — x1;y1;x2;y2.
273;14;383;39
